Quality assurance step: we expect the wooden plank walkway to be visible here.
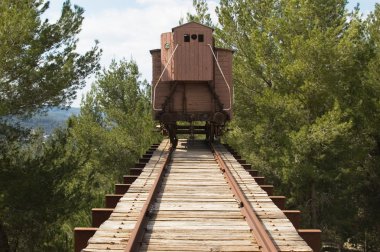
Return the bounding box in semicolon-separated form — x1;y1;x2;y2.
83;139;312;252
84;140;171;251
213;144;312;252
141;141;259;251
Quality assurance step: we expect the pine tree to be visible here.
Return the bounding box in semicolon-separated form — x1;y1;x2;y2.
70;59;161;184
217;0;379;246
0;0;100;250
180;0;214;27
0;0;101;117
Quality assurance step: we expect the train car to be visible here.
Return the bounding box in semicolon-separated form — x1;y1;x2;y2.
150;22;233;146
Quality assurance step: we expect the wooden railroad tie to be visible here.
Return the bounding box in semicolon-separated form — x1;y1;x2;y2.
74;140;321;252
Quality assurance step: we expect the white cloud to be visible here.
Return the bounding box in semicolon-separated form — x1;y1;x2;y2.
45;0;220;107
72;0;202;106
136;0;183;4
30;1;380;107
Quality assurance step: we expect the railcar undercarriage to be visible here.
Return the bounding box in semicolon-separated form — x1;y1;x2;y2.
160;120;227;147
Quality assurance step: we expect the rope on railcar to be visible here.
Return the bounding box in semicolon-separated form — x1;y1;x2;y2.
152;44;179;111
207;44;232;111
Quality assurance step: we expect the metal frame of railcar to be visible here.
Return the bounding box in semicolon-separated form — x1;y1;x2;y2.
150;22;234;146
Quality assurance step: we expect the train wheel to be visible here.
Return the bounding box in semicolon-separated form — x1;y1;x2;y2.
166;123;178;148
208;124;215;143
214;126;221;142
205;123;210;141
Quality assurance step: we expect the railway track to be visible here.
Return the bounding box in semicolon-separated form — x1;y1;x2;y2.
76;139;319;252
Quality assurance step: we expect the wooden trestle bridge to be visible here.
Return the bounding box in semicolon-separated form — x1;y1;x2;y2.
75;139;321;252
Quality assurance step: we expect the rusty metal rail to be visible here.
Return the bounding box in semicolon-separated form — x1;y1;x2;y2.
210;143;279;252
127;142;278;251
77;139;320;252
124;146;174;252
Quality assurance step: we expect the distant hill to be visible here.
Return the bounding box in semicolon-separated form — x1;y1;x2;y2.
12;107;80;135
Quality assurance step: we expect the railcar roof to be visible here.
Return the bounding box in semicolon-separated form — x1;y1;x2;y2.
171;21;214;32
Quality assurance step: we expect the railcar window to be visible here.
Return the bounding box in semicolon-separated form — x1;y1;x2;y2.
184;34;190;42
198;34;204;42
191;34;197;40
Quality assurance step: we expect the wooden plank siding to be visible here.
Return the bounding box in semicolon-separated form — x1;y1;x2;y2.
214;48;233;119
150;49;164;118
168;82;213;113
173;22;213;81
151;22;234;121
160;32;174;82
154;82;171;111
185;83;212;112
150;50;161;86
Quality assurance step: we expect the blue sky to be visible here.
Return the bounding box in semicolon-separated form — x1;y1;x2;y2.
46;0;379;107
347;1;378;13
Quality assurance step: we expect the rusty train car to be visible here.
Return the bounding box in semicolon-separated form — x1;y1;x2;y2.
150;22;233;146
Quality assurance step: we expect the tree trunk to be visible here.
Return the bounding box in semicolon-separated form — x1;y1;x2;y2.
0;221;10;252
311;182;318;228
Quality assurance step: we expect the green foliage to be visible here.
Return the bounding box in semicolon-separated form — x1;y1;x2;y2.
180;0;214;27
0;0;101;250
0;59;161;251
1;0;379;250
0;127;91;251
218;0;380;248
0;0;101;117
71;59;160;179
58;59;161;248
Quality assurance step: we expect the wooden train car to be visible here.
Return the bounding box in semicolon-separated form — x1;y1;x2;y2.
150;22;233;145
